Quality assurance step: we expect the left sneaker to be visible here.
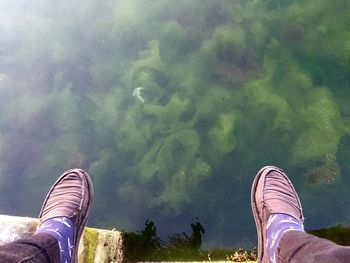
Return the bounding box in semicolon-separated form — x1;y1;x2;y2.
38;168;94;263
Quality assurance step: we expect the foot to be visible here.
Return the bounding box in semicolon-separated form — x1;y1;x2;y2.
251;166;304;263
38;168;94;263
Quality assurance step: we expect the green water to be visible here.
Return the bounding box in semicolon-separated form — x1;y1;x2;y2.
0;0;350;247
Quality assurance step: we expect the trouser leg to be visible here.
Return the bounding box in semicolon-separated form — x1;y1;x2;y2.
0;233;60;263
278;230;350;263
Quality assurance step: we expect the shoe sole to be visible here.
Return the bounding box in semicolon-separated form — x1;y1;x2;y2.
39;168;94;263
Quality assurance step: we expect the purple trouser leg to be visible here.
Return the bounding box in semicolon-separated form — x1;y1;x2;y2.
0;233;60;263
278;231;350;263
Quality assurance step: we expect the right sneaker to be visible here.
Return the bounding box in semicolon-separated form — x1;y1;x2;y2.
38;168;94;263
251;166;304;263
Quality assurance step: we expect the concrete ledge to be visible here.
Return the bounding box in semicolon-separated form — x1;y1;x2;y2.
0;214;123;263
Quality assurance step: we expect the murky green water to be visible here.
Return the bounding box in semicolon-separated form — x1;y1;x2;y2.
0;0;350;247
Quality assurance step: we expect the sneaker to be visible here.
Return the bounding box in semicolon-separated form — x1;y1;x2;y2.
38;168;94;263
251;166;304;263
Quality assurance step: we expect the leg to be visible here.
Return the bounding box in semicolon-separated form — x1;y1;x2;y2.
251;166;304;263
0;233;59;263
278;231;350;263
36;168;94;263
0;168;94;263
251;166;350;263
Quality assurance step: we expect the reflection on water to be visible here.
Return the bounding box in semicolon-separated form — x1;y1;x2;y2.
0;0;350;247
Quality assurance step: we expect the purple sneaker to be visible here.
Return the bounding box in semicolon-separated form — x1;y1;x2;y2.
251;166;304;263
38;168;94;263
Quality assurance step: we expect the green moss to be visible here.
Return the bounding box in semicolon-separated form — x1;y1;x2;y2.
201;25;246;55
123;40;165;90
209;113;236;154
143;92;192;132
83;227;99;263
292;88;343;163
136;128;211;211
159;21;187;63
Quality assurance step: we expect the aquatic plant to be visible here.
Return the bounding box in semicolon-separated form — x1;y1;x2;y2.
209;113;237;154
1;0;350;248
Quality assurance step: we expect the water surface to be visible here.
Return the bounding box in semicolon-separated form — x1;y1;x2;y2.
0;0;350;247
